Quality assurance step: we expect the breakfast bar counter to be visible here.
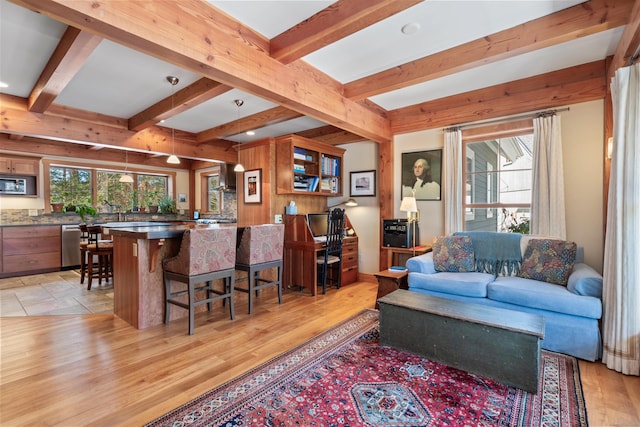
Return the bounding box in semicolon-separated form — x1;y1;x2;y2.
106;223;236;329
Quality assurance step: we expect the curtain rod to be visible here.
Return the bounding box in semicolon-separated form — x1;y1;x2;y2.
444;107;570;132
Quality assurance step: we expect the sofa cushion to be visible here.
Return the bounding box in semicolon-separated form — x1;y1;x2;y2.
518;239;576;285
567;263;603;298
432;235;475;272
408;271;494;297
488;276;602;319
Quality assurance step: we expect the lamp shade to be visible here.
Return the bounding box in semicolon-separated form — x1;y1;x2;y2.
119;174;134;183
167;154;180;164
399;196;418;213
233;163;245;172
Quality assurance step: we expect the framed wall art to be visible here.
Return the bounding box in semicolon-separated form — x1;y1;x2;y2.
243;168;262;204
350;170;376;197
401;149;442;201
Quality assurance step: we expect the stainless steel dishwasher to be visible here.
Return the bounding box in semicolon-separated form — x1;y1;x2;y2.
61;224;82;268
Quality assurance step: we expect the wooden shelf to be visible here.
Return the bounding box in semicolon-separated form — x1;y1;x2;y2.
276;134;344;196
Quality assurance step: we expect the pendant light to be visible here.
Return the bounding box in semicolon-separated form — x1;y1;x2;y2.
119;150;134;183
233;99;245;172
166;76;180;164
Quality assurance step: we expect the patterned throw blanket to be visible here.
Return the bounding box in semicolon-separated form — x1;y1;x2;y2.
454;231;522;276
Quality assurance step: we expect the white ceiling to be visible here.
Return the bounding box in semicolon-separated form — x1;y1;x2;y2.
0;0;627;148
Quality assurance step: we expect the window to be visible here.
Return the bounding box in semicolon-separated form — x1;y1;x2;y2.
49;166;93;206
46;160;175;214
204;174;222;214
463;123;533;233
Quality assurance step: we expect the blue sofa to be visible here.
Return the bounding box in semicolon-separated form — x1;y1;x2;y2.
406;232;603;361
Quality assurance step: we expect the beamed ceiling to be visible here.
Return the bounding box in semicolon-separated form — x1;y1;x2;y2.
0;0;639;167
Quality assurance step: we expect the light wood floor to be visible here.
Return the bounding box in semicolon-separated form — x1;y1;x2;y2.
1;280;639;426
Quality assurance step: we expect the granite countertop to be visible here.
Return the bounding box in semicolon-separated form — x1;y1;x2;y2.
106;222;236;240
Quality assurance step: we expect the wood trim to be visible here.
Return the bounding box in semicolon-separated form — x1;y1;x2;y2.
462;119;534;143
608;0;640;76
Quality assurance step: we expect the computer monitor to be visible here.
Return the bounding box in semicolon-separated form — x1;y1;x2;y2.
306;213;329;237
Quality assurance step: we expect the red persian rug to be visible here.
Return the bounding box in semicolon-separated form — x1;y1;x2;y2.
146;309;587;427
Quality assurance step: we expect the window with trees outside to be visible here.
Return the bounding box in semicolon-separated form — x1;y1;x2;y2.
205;174;222;214
463;122;533;233
49;162;172;214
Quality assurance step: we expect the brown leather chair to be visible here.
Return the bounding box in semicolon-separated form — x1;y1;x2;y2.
163;226;237;335
234;224;284;314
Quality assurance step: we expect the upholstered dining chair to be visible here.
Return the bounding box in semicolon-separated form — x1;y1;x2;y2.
162;226;237;335
234;224;284;314
317;208;345;294
85;225;113;290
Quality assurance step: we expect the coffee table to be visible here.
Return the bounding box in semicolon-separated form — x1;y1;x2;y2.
378;289;545;393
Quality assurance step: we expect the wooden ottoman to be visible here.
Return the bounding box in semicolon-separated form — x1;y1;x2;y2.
378;289;545;394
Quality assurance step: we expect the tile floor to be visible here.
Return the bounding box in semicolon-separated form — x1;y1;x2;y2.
0;270;113;316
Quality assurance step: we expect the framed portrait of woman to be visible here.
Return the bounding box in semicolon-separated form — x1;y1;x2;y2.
401;149;442;201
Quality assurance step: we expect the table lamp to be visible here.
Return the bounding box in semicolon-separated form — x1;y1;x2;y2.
399;195;419;255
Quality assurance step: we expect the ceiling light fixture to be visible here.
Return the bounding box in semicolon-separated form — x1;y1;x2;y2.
401;22;420;36
119;150;134;183
166;76;180;165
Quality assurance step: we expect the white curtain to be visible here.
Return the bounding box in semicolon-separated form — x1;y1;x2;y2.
530;114;566;239
602;63;640;376
444;128;463;235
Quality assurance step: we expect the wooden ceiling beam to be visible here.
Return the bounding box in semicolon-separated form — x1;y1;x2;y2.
13;0;391;143
197;106;303;143
270;0;421;64
345;0;633;100
0;94;238;164
0;134;196;168
28;26;101;113
295;125;366;145
608;0;640;77
128;78;232;131
390;60;607;134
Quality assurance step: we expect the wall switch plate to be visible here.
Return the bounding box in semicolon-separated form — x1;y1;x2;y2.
274;214;283;224
28;209;38;217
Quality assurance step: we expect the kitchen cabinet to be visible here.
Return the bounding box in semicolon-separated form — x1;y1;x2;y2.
275;135;344;196
1;226;61;277
0;156;39;175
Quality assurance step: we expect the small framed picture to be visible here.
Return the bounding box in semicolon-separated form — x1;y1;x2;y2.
350;170;376;197
178;193;187;203
243;168;262;204
401;149;442;201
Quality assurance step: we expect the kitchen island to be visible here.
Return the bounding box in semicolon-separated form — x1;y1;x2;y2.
106;222;236;329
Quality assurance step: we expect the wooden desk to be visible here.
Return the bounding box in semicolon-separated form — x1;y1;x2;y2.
283;214;358;296
382;245;432;268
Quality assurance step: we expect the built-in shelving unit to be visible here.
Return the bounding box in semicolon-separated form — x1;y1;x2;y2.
276;134;344;196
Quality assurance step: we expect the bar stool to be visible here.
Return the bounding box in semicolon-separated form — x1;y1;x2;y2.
163;226;237;335
85;225;113;290
234;224;284;314
79;224;89;284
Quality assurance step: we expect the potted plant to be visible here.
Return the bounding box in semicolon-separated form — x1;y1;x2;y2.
75;203;99;223
159;196;177;214
50;200;64;213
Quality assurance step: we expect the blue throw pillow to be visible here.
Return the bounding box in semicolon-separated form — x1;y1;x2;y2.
567;263;603;297
432;236;475;272
518;239;576;286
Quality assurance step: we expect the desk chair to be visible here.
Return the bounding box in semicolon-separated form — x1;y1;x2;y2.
234;224;284;314
317;208;345;294
163;226;237;335
85;225;113;290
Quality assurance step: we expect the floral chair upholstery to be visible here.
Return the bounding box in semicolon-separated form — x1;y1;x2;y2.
235;224;284;314
162;225;237;335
